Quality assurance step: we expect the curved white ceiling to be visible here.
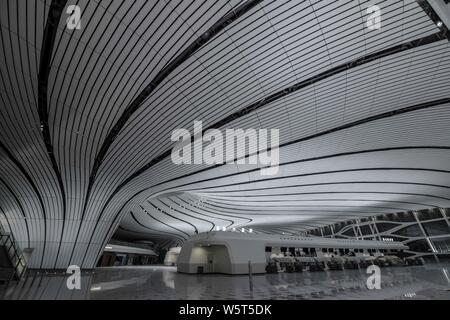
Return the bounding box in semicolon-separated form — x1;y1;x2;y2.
0;0;449;268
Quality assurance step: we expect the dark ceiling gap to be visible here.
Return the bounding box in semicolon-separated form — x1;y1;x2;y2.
37;0;68;269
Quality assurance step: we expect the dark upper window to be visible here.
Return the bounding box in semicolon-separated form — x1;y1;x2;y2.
342;228;356;237
376;212;415;222
333;223;345;233
359;225;372;236
407;239;431;253
384;214;396;222
396;212;416;222
422;220;450;237
375;222;397;233
417;209;443;221
393;224;422;237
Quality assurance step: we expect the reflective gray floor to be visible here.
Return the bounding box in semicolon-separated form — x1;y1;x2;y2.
2;264;450;300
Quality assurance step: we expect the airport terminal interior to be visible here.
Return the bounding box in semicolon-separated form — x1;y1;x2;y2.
1;0;450;300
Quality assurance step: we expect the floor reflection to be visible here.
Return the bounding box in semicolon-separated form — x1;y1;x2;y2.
1;264;450;300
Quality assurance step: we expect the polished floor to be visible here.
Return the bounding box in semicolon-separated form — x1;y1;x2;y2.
1;264;450;300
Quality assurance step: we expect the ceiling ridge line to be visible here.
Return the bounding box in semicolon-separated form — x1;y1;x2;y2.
172;196;235;227
140;204;190;239
156;198;215;231
147;201;199;235
128;211;185;242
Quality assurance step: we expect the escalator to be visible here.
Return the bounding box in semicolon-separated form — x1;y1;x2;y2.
0;245;15;284
0;232;29;286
